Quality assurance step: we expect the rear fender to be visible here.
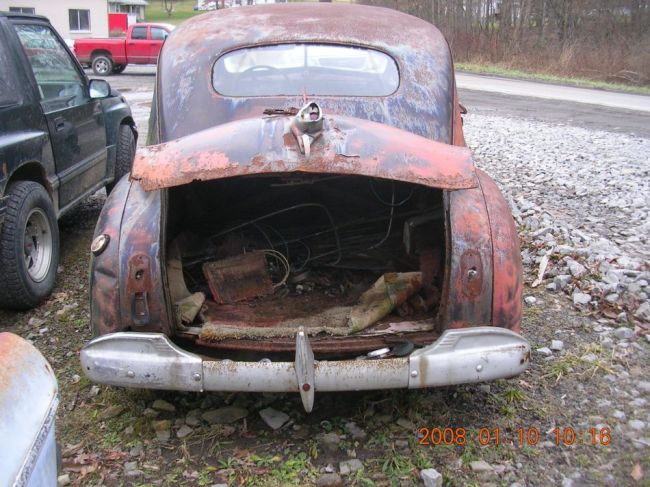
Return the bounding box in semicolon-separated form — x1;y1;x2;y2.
90;177;170;336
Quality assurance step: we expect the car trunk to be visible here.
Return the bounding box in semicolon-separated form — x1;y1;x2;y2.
164;173;447;357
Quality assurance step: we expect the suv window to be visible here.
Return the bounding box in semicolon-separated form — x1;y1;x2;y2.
14;24;87;112
131;26;147;40
150;27;168;41
212;43;400;97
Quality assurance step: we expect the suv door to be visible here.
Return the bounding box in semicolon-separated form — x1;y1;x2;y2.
13;22;108;208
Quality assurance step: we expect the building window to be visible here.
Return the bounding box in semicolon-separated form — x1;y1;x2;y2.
9;7;36;14
69;9;90;32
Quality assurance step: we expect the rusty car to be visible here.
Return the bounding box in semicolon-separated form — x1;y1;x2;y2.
80;4;530;412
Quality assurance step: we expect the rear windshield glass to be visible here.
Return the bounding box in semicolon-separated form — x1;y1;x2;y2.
212;43;399;97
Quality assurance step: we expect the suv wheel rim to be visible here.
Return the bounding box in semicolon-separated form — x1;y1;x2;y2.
23;208;53;282
95;59;109;74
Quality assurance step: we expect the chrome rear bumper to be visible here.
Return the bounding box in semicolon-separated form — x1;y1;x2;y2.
81;326;530;411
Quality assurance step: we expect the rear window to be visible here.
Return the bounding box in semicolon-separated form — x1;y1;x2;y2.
212;43;399;97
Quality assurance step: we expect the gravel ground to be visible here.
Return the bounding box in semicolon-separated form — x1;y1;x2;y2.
0;74;648;486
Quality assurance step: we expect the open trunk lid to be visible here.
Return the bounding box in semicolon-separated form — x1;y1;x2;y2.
131;113;478;191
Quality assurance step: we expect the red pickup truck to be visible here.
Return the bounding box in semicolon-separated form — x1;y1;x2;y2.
74;23;174;75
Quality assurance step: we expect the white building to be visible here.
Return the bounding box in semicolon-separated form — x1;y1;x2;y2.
0;0;109;39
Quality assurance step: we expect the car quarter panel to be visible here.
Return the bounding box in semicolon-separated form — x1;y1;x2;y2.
477;169;523;332
157;3;454;143
439;186;493;328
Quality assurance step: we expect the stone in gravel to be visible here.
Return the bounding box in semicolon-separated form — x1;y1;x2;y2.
469;460;493;472
395;439;409;450
129;445;143;457
524;296;537;305
320;432;341;451
572;292;591;306
605;293;619;303
550;340;564;351
345;422;367;441
617;312;628;322
554;274;571;290
396;418;416;430
201;406;248;424
421;468;443;487
259;407;290;430
536;347;553;357
634;302;650;322
479;384;491;393
185;410;201;427
176;425;193;439
316;473;343;487
566;259;587;278
153;419;171;431
546;282;557;291
142;408;159;418
612;410;626;421
125;469;143;479
57;474;71;486
614;327;635;340
28;317;46;327
339;459;363;475
89;385;100;397
636;381;650;393
123;426;134;435
99;405;125;420
628;420;645;430
124;461;139;472
152;399;176;413
582;353;597;363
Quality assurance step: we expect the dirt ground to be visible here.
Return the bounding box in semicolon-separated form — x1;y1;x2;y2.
0;68;648;487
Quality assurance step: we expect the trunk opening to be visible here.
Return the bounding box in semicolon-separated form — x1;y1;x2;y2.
164;174;446;357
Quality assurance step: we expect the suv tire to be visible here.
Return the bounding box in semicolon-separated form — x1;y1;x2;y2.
92;54;113;76
112;64;126;74
106;124;136;194
0;181;59;309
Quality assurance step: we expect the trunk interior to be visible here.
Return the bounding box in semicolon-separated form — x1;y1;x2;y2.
164;174;446;358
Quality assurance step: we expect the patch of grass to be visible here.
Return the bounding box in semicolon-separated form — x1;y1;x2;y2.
145;0;206;25
456;62;650;95
502;388;526;404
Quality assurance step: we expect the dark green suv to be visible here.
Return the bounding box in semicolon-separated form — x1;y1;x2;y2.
0;12;136;309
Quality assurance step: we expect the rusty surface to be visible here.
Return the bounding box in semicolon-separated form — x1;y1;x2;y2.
194;330;440;354
476;170;523;332
117;182;171;335
439;187;493;328
202;252;273;304
156;3;454;143
132;114;478;192
90;175;130;336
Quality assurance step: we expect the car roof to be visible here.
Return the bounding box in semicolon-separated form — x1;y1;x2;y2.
157;3;454;144
0;11;50;22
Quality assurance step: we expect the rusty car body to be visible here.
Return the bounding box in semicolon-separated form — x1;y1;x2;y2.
80;4;529;411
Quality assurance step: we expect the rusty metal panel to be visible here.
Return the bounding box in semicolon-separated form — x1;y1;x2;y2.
132;114;478;192
117;182;171;335
156;4;454;143
203;252;273;304
476;170;523;332
90;174;131;336
439;187;493;328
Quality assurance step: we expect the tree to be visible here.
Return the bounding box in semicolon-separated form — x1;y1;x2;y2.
163;0;174;17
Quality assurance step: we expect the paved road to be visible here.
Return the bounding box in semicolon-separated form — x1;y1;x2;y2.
456;73;650;138
102;66;650;139
456;73;650;112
